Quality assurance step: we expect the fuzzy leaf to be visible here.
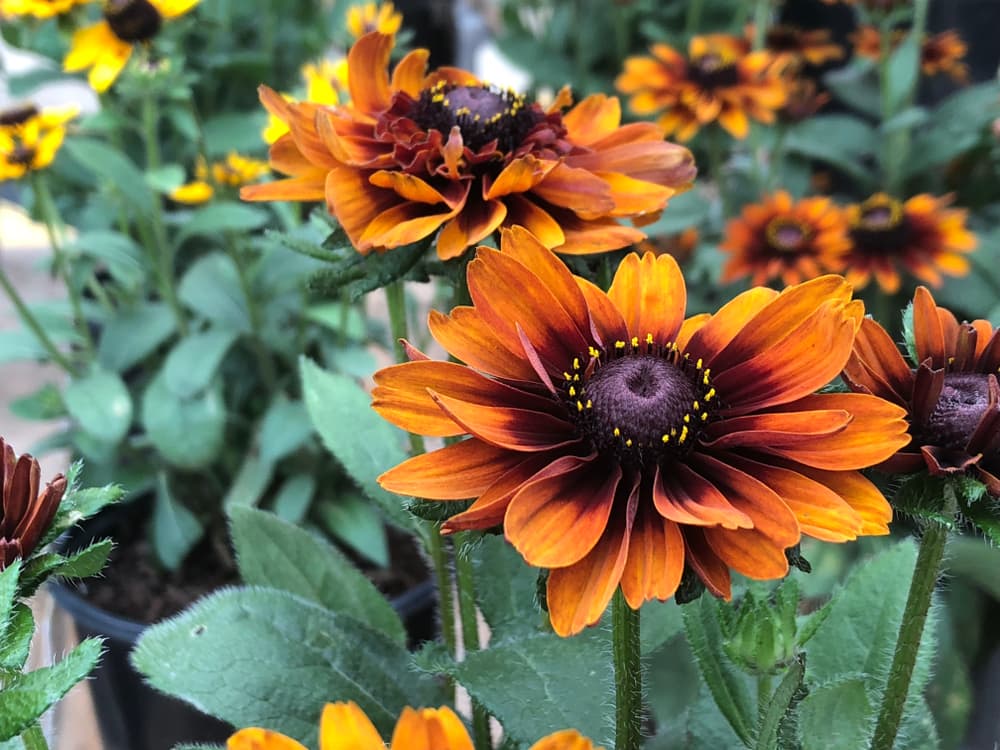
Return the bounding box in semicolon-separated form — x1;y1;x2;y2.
0;561;21;647
313;494;389;568
131;587;440;746
472;535;544;640
97;302;177;373
304;240;428;302
142;373;226;470
164;329;240;398
179;254;251;333
229;507;405;644
258;398;313;463
270;474;315;524
0;605;34;672
64;368;133;446
798;678;871;750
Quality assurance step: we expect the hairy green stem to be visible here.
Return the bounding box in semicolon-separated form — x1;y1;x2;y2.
21;723;48;750
0;259;75;374
455;543;491;750
869;519;948;750
613;590;642;750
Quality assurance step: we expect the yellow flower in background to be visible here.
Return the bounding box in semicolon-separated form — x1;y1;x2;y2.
0;104;76;180
63;0;200;92
170;152;270;204
346;1;402;40
228;700;600;750
261;58;348;145
0;0;90;18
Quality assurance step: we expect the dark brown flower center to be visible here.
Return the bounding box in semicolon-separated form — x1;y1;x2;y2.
765;218;811;252
850;195;910;254
410;82;544;153
689;54;741;89
765;26;802;53
105;0;162;43
921;372;993;453
0;103;38;127
7;145;35;167
564;339;717;465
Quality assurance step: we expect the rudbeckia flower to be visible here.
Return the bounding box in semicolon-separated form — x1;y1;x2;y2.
0;104;75;180
170;152;270;204
843;193;976;294
852;27;969;84
373;228;909;636
720;191;850;286
242;33;695;260
228;700;598;750
779;77;831;122
0;0;90;18
844;287;1000;493
1;438;67;569
749;24;844;66
615;34;788;141
63;0;199;93
346;1;402;39
262;59;348;145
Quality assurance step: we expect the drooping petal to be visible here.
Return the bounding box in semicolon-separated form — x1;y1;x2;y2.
653;461;753;529
348;32;394;116
359;201;459;250
325;167;402;252
576;277;629;347
607;252;686;344
682;528;732;599
436;197;507;260
378;439;523;499
502;195;566;249
620;501;684;608
319;702;384;750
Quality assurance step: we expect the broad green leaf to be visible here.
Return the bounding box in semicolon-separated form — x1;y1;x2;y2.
164;329;239;398
230;507;405;644
651;681;745;750
884;35;920;116
202;112;269;157
64;368;133;445
64;139;154;218
152;474;204;571
178;202;270;243
799;679;872;750
314;495;389;568
142;372;226;470
97;302;177;373
271;474;315;524
472;535;544;640
0;605;34;672
179;254;251;333
145;164;186;193
0;637;103;741
222;453;274;510
823;60;881;119
945;537;1000;601
453;631;613;747
641;600;684;655
784;115;879;188
906;82;1000;175
131;587;440;745
299;358;418;536
258;398;313;463
8;384;65;421
633;188;711;237
302;240;428;302
68;231;146;289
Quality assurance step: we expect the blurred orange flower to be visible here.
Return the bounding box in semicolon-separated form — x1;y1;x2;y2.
852;27;969;84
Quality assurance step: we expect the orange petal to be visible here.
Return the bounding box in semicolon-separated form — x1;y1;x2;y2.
430;391;578;451
428;307;537;381
390;707;473;750
348;32;394;116
684;287;778;365
568;140;696;190
499;227;590;327
546;484;636;636
761;393;910;470
620;503;684;608
595;171;675;217
846;317;912;403
241;175;326;202
607;252;686;343
369;171;457;205
378;439;523;499
787;462;892;536
576;277;629;347
436;198;507;260
913;286;947;368
319;702;383;750
485;156;558;200
228;728;307;750
654;461;753;529
528;730;596;750
682;528;732;599
390;49;430;98
702;524;790;580
531;164;615;217
702;409;852;450
505;458;621;567
562;94;622;147
501;194;566;249
325;167;401;252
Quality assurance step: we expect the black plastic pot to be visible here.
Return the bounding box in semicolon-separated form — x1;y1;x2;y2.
49;504;438;750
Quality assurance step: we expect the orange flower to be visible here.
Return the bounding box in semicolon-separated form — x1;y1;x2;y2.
721;191;850;286
779;76;830;122
1;438;67;568
843;193;976;293
749;24;844;66
228;700;599;750
844;287;1000;493
615;34;788;142
242;33;695;260
373;228;908;636
852;27;969;84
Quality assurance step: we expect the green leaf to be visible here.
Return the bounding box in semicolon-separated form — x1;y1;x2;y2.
64;139;154;219
299;358;418;536
314;494;389;568
258;398;313;463
682;595;754;746
179;253;251;333
641;600;684;655
0;561;22;646
0;605;35;672
906;82;1000;175
152;474;205;571
222;453;274;510
884;34;920;116
97;302;177;373
63;368;133;445
453;631;613;746
946;537;1000;600
754;655;806;750
54;540;113;579
230;507;405;644
68;231;146;289
142;372;226;470
472;535;544;640
145;164;186;194
304;240;428;302
0;637;103;741
270;474;315;524
164;329;239;398
47;480;124;544
202;112;269;157
131;587;440;745
798;679;872;750
823;60;881;119
178;202;270;243
881;106;928;135
784;115;880;188
9;384;65;421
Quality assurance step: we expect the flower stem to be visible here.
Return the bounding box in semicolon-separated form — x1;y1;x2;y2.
21;724;48;750
0;256;75;374
613;589;642;750
751;0;770;50
384;279;457;655
708;126;732;219
685;0;704;36
868;519;948;750
455;541;491;750
31;172;95;356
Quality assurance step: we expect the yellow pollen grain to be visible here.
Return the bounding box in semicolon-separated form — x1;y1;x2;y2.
577;401;584;412
696;358;703;369
574;374;580;381
589;346;600;358
701;412;709;421
693;400;700;410
626;439;633;447
586;399;592;409
569;386;576;397
679;426;688;443
670;427;678;436
703;374;710;386
683;414;691;423
631;336;639;347
573;358;580;370
662;434;670;444
613;427;621;437
615;341;626;349
563;372;572;381
705;388;716;401
646;333;654;345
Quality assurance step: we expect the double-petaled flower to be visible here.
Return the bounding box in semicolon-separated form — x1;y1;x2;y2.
228;700;598;750
1;438;67;569
615;34;788;141
843;193;976;293
242;32;695;260
373;228;908;636
63;0;199;92
844;287;1000;494
721;191;850;286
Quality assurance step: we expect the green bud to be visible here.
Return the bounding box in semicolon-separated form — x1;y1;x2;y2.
721;580;800;675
